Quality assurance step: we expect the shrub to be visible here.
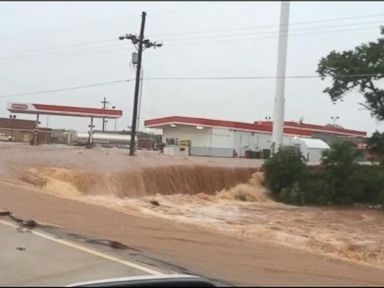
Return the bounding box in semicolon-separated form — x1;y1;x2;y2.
301;169;331;205
351;165;384;204
263;142;384;207
263;146;307;202
279;182;302;205
321;140;359;204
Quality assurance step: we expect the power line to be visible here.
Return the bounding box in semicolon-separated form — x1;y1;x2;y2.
0;13;143;40
0;73;380;99
0;42;126;60
0;17;383;60
0;39;117;57
2;13;384;59
0;79;130;98
166;25;382;46
0;45;131;62
1;22;381;61
142;73;381;81
1;7;184;41
14;18;380;58
163;19;384;42
152;12;384;37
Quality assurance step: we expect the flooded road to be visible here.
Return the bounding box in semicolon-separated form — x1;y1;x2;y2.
21;164;384;270
108;175;384;270
1;144;384;285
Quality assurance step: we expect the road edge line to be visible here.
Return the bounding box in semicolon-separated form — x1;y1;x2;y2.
0;219;164;276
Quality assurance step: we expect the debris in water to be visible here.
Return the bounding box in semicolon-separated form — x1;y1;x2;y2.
150;200;160;207
0;209;10;216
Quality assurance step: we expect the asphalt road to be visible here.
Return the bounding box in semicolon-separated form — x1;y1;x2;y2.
0;219;167;286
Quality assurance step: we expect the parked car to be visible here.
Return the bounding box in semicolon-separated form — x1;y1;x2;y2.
0;133;12;141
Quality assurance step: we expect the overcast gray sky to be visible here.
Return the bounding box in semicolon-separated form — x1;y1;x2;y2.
0;1;383;135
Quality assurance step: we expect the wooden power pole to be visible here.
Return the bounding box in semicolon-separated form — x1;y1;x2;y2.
119;11;162;156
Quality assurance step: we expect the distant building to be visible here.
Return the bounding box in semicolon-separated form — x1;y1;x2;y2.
144;115;367;158
0;117;51;144
292;138;330;163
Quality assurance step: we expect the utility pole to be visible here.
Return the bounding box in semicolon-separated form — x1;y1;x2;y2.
101;97;109;133
271;1;290;154
33;114;40;146
9;114;16;141
137;69;144;132
119;11;162;156
112;106;117;131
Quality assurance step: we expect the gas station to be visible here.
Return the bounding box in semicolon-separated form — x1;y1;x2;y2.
7;102;123;147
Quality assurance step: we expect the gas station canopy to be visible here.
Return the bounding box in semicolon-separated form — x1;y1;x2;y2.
7;102;122;119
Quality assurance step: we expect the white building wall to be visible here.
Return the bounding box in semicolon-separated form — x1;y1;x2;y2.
299;146;324;162
162;126;211;147
283;135;295;146
307;148;324;163
209;127;234;157
299;142;309;159
162;125;302;158
163;146;189;156
234;131;251;157
252;133;272;151
234;131;296;157
292;138;329;163
162;126;233;157
211;128;233;148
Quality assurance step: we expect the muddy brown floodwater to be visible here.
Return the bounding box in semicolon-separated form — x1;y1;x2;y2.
0;143;384;286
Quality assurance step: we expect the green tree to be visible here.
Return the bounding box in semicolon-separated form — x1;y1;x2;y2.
367;131;384;163
317;27;384;120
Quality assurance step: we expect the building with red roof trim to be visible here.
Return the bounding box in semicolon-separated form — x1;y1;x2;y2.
144;115;366;159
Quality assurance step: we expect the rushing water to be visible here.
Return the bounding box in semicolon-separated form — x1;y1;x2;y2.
21;165;384;269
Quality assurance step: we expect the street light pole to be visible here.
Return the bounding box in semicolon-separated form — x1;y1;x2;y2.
87;116;95;149
112;106;117;131
330;116;340;144
298;116;304;138
331;116;340;126
9;114;16;141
